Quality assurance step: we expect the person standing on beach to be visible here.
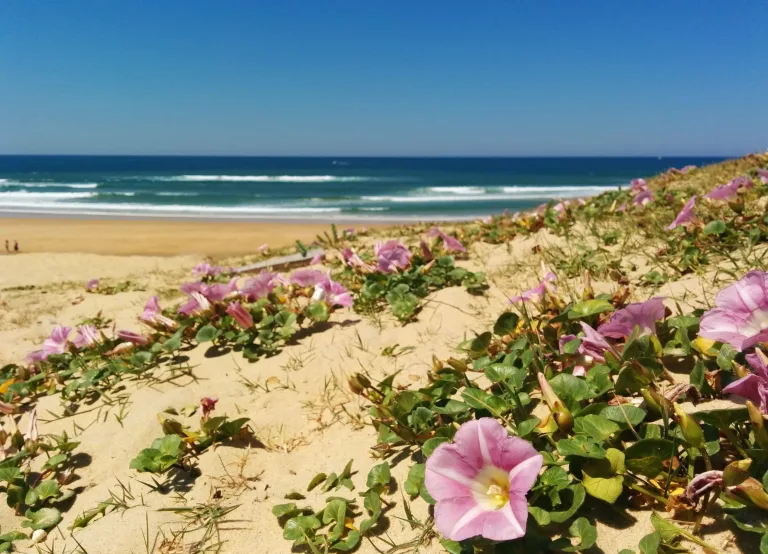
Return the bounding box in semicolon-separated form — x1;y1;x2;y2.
4;240;8;253
13;241;19;253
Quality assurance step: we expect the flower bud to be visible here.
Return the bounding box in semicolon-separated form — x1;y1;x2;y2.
747;401;768;449
348;375;365;395
723;459;752;487
641;388;671;417
446;358;468;372
730;477;768;510
673;403;705;449
582;271;594;300
537;373;573;432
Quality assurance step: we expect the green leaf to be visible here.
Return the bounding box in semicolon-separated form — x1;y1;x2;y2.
440;539;463;554
562;517;597;551
493;312;520;336
283;515;321;541
561;338;581;354
307;473;327;492
484;363;526;389
468;332;492;359
517;417;541;438
42;454;68;471
703;219;726;235
601;405;646;427
34;480;61;503
638;532;660;554
366;463;391;489
550;484;586;523
284;491;306;500
528;506;551;526
461;388;508;415
393;391;422;420
568;299;614;319
574;414;620;442
557;436;606;459
422;437;450;457
761;533;768;554
272;502;302;518
195;324;219;343
404;463;425;497
360;489;382;534
550;373;594;410
0;467;21;483
650;511;680;542
717;343;737;370
152;434;183;457
332;530;361;551
305;301;330;322
582;448;625;504
22;507;62;530
432;400;470;416
323;499;347;542
624;439;675;477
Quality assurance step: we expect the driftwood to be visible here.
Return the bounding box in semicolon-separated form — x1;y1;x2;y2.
233;248;324;274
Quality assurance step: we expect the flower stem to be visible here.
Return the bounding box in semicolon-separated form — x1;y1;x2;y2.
626;480;667;504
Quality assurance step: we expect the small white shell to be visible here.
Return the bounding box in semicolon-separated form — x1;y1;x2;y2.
31;529;47;543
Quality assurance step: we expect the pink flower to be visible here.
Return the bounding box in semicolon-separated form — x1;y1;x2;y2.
85;279;99;292
24;350;47;367
343;227;355;236
192;263;224;279
140;296;178;331
180;281;206;295
178;291;212;316
559;323;613;376
699;271;768;350
310;252;324;265
290;269;327;287
425;418;543;542
598;297;666;338
681;165;697;174
758;169;768;185
722;349;768;413
631;178;648;192
257;243;269;252
342;248;373;271
240;271;277;301
117;330;149;346
202;277;239;302
226;302;254;329
71;325;100;349
312;278;353;308
508;271;556;304
420;240;434;261
684;470;723;503
481;215;493;224
42;326;71;357
706;176;753;201
374;240;413;273
427;227;466;253
632;189;655;206
200;397;218;420
666;195;697;230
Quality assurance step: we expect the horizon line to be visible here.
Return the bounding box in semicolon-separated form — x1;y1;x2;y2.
0;153;740;159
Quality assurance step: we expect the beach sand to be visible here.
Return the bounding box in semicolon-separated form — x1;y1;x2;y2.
0;217;351;256
0;183;756;553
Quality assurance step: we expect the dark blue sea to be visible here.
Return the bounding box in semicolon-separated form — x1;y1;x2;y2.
0;156;725;221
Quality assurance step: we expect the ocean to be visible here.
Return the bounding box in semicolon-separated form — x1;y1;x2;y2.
0;156;725;221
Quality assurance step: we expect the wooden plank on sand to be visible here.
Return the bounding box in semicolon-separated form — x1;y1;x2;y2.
233;248;324;273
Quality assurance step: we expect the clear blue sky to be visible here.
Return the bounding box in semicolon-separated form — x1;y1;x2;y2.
1;1;767;156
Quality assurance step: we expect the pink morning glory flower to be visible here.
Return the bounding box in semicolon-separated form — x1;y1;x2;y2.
192;263;224;279
681;165;697;173
425;418;543;542
310;252;324;265
178;291;212;316
71;325;100;349
631;178;648;192
666;195;697;230
24;350;47;367
200;397;218;420
257;243;269;252
758;169;768;185
342;248;373;271
374;240;413;273
85;279;99;292
42;326;71;357
420;240;434;261
508;270;556;304
598;297;666;339
290;268;328;287
117;330;149;346
427;227;467;253
140;296;179;331
312;278;353;308
721;349;768;413
226;302;254;329
698;270;768;350
240;271;277;301
632;189;655;206
202;277;239;302
706;176;753;201
179;281;206;295
559;323;613;376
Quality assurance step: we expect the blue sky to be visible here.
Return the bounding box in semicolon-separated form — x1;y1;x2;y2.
1;1;766;156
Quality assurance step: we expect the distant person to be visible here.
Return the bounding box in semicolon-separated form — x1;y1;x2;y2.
13;241;19;253
4;240;8;253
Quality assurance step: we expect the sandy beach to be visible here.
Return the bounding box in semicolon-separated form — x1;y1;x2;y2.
0;155;766;554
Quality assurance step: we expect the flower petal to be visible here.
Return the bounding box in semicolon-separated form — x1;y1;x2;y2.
480;493;528;541
433;496;489;541
424;443;481;501
722;374;765;406
508;453;543;493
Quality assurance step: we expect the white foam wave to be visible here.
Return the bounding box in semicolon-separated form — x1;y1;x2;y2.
0;182;99;189
428;186;486;195
361;207;387;212
501;185;615;194
156;192;199;197
160;175;373;183
0;200;341;215
0;191;96;201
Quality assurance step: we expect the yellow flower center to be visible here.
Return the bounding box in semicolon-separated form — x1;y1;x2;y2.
485;479;510;509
